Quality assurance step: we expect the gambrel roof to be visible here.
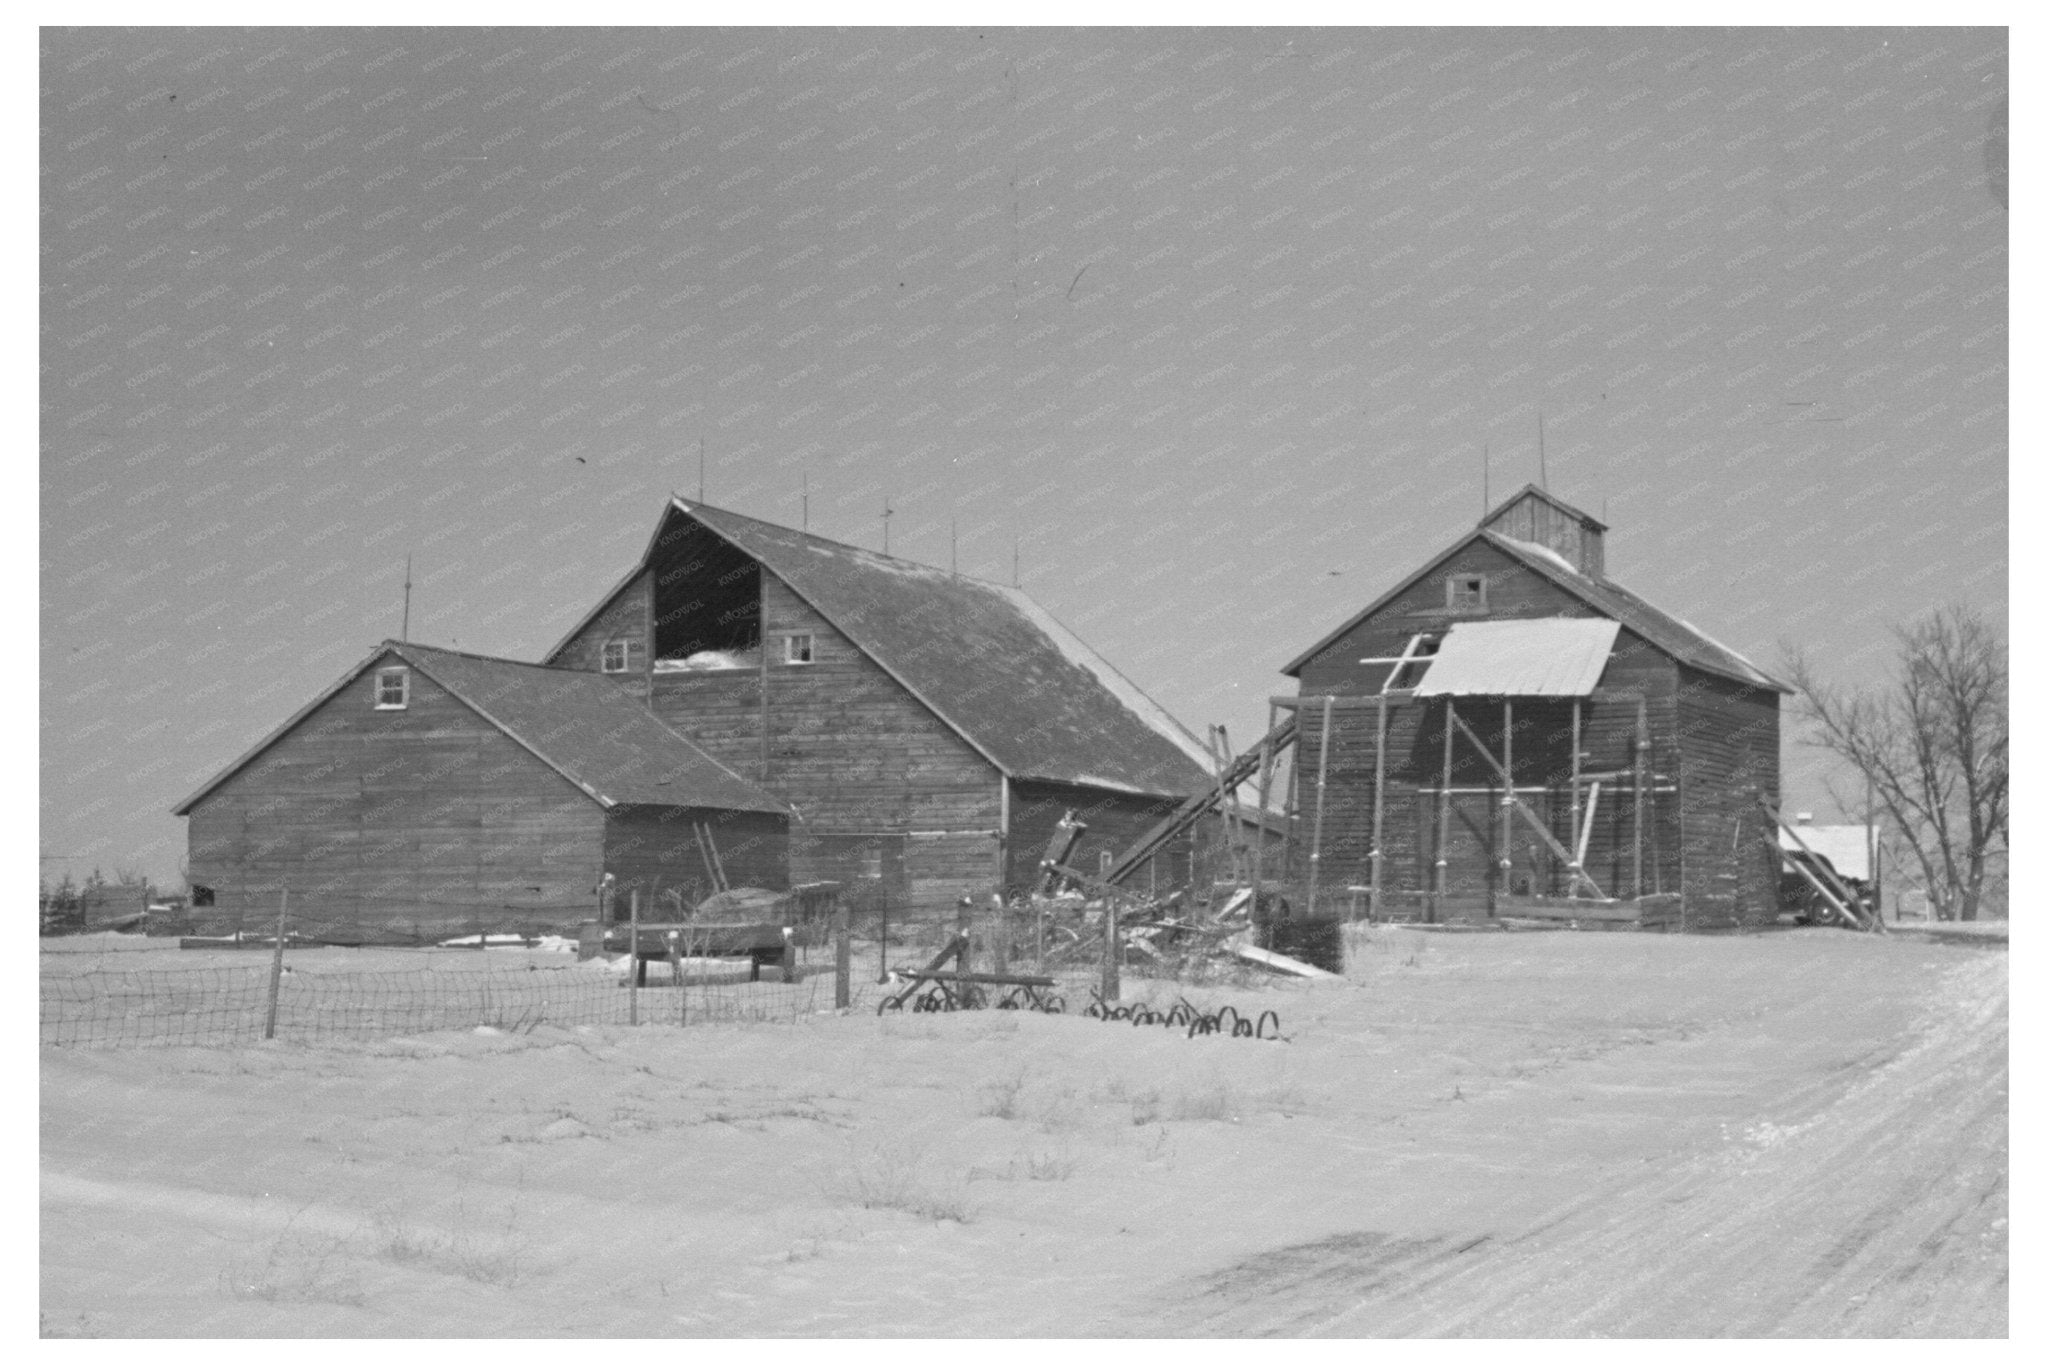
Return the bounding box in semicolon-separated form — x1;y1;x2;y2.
172;641;790;816
1280;526;1790;692
547;498;1218;798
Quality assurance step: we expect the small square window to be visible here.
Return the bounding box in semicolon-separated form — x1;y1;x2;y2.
782;632;815;664
374;667;410;709
1446;574;1487;611
601;638;642;674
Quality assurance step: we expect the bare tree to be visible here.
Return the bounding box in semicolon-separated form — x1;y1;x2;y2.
1784;604;2008;921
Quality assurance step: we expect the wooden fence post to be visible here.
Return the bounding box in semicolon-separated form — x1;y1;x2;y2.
834;897;851;1009
1101;896;1120;1004
991;895;1009;975
628;888;640;1026
263;887;288;1040
877;885;890;983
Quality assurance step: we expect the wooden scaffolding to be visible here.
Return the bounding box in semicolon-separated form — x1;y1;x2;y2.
1265;686;1678;926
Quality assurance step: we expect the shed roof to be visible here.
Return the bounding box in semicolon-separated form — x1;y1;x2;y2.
172;641;789;816
550;499;1218;799
1411;618;1621;696
1280;525;1790;693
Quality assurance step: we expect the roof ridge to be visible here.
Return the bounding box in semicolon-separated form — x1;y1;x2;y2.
676;495;1021;590
1479;481;1608;530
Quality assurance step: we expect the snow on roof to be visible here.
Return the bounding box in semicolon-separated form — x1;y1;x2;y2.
1494;534;1583;578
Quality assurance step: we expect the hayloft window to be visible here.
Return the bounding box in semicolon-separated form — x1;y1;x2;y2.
782;632;815;665
374;667;410;710
601;638;643;674
1446;573;1487;612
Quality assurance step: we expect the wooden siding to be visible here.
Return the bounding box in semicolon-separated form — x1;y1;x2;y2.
183;665;606;938
1482;489;1605;575
548;569;652;697
1290;544;1683;909
647;573;1005;917
1674;666;1781;930
602;806;789;912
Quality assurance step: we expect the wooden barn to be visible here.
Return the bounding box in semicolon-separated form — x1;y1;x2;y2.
543;497;1225;916
173;641;790;942
1273;485;1789;931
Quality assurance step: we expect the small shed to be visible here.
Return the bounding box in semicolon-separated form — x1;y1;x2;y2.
172;642;791;942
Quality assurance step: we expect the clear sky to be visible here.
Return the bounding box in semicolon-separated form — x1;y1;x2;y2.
40;26;2007;885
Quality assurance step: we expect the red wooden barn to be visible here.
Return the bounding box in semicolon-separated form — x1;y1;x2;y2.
173;642;790;941
1275;485;1789;931
543;497;1224;916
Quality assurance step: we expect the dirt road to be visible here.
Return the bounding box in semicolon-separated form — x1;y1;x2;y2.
1146;947;2008;1337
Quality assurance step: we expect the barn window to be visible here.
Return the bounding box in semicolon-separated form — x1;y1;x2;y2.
374;667;410;709
601;638;643;673
1446;574;1487;611
782;632;815;664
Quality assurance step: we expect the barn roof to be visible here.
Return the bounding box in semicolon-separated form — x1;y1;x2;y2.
171;641;790;816
1279;525;1790;693
551;498;1217;798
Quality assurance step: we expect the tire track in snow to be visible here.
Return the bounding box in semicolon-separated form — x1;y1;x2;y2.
1147;952;2006;1337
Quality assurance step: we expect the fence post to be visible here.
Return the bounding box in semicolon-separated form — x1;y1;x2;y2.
834;897;851;1009
877;886;889;984
263;887;288;1040
991;894;1009;975
628;887;640;1027
1101;895;1120;1004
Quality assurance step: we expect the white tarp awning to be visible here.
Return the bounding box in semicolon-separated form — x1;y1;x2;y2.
1411;617;1620;697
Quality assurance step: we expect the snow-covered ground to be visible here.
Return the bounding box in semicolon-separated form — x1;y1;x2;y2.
40;925;2005;1337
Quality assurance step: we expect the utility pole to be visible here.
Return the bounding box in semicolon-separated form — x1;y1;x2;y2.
401;553;412;642
1538;412;1548;491
698;438;705;502
882;498;893;555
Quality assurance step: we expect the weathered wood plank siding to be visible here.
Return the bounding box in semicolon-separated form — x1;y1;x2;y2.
1674;666;1781;929
548;569;652;697
645;573;1004;917
183;666;604;938
601;806;789;911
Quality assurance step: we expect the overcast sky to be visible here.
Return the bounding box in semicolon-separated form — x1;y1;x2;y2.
40;26;2007;884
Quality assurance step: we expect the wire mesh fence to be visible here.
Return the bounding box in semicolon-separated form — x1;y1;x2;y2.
40;961;826;1049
